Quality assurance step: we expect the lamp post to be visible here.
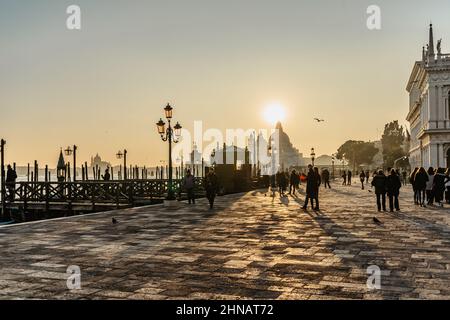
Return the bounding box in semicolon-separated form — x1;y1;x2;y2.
116;150;127;180
64;145;77;182
393;156;408;169
156;103;182;200
310;148;316;167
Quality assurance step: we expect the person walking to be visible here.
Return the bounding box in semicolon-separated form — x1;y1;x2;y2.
432;168;446;207
322;168;331;189
371;170;387;212
342;170;347;185
314;167;321;210
359;170;366;190
414;167;428;207
182;169;196;204
289;169;299;195
204;169;219;209
302;165;317;210
386;169;401;212
5;164;17;202
445;169;450;204
410;167;419;204
365;170;370;184
425;167;435;205
347;170;352;185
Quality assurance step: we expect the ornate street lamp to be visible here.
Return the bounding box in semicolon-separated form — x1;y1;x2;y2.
64;145;77;181
156;103;182;200
116;149;127;180
310;148;316;167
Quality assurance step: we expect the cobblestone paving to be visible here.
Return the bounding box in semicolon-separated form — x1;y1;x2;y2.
1;182;450;300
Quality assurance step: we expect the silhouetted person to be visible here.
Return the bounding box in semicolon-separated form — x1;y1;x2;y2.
359;171;366;190
182;169;196;204
433;168;446;207
445;169;450;204
322;169;331;189
372;170;387;212
289;170;300;195
342;171;347;185
313;167;321;210
410;167;419;204
5;165;17;202
276;170;287;196
302;165;317;210
386;169;401;212
426;167;435;205
205;170;219;209
101;168;111;181
347;170;352;185
414;167;428;207
365;170;370;184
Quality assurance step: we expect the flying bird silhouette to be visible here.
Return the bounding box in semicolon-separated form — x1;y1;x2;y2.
314;118;325;122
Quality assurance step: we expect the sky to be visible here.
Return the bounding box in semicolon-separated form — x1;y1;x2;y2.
1;0;450;167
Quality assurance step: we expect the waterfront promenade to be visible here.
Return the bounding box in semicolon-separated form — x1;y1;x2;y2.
1;182;450;300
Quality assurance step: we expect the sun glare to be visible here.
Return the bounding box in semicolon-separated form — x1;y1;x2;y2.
263;103;286;125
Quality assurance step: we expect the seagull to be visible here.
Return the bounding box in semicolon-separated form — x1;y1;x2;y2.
372;217;382;224
112;218;118;224
314;118;325;122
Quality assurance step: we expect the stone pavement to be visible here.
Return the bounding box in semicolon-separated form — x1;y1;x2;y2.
1;181;450;300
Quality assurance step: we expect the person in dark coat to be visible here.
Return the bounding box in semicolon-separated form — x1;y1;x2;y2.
413;167;428;207
302;165;317;210
342;171;347;185
386;169;401;212
365;170;370;184
289;169;300;195
432;168;446;207
371;170;387;212
347;170;352;185
359;171;366;190
410;167;419;204
101;168;111;181
5;164;17;202
204;170;219;209
314;167;321;210
322;169;331;189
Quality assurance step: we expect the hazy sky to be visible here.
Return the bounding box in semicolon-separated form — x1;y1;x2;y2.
1;0;450;167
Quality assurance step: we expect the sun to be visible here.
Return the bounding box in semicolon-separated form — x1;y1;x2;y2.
263;102;286;125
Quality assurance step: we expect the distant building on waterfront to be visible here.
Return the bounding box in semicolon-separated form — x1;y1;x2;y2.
406;24;450;168
271;122;305;169
90;154;111;171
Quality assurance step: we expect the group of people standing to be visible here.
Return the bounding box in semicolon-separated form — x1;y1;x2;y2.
371;169;402;212
181;169;219;209
410;167;450;207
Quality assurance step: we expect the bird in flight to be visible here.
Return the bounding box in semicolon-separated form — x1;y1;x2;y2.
314;118;325;122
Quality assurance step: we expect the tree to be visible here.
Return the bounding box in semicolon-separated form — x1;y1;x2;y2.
336;140;379;171
381;121;407;168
